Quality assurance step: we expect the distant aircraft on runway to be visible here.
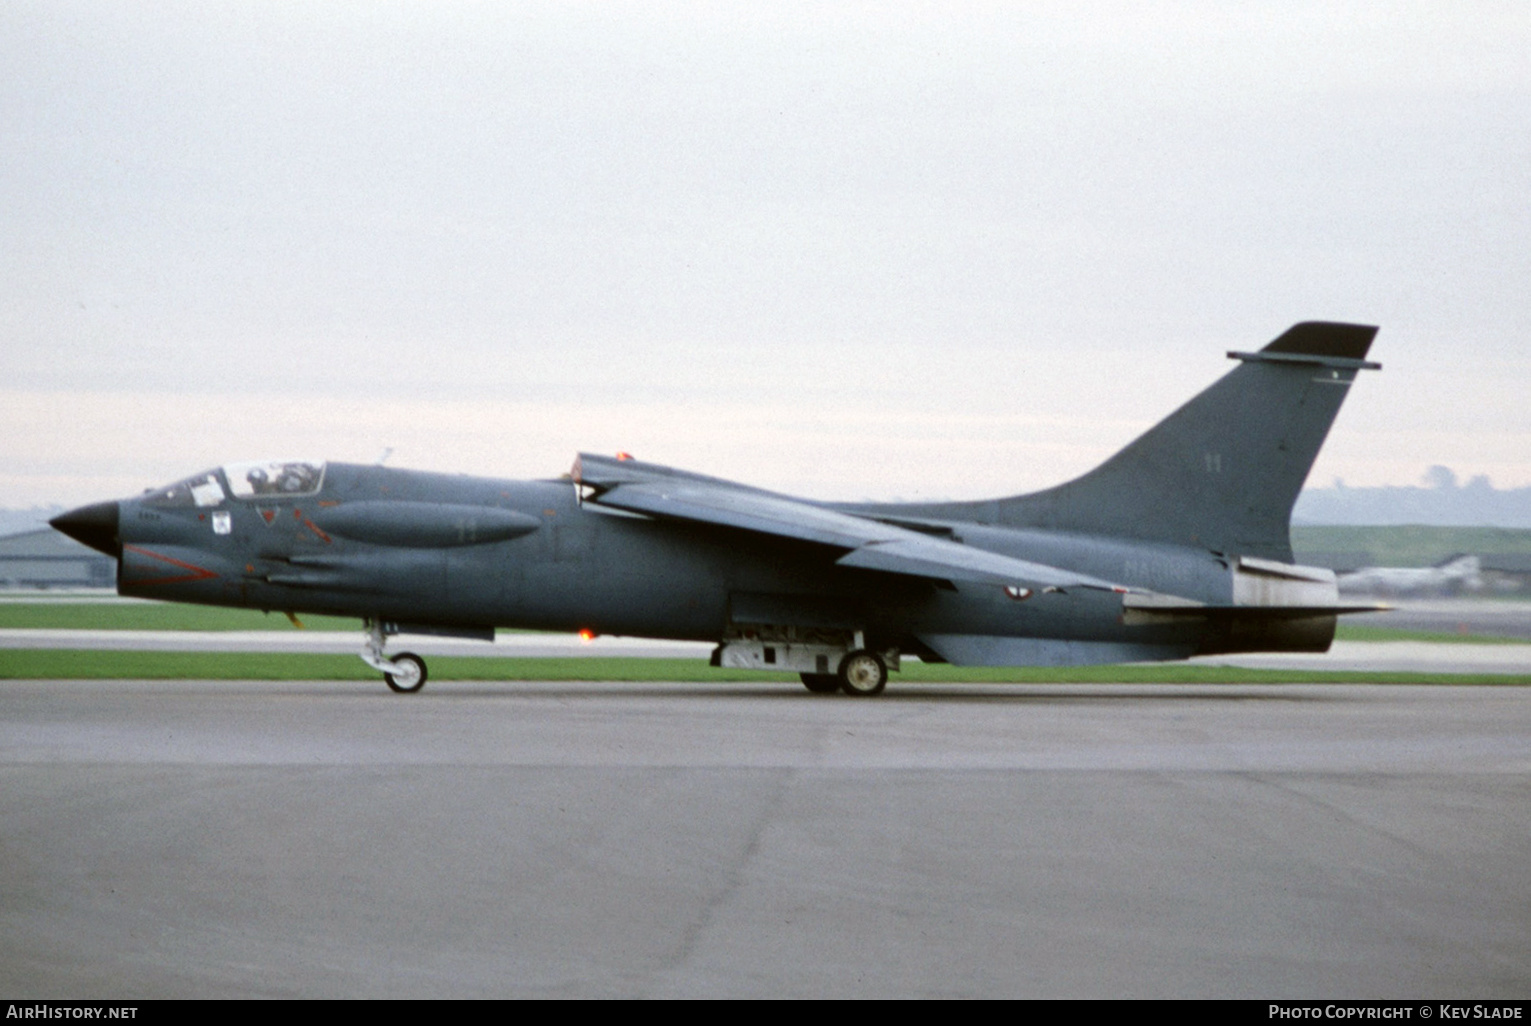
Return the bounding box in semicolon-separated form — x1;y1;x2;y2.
53;322;1386;695
1338;554;1483;597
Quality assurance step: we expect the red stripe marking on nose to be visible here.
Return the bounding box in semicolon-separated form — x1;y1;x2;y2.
122;545;219;585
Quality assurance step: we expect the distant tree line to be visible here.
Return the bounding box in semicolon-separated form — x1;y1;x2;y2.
1294;467;1531;528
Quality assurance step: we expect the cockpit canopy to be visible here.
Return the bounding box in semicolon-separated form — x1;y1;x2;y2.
224;460;326;498
143;461;326;508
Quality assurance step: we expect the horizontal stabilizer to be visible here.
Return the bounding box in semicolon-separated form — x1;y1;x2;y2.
1122;601;1391;622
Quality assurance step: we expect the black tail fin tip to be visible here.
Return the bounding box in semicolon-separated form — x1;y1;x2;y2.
1262;321;1378;360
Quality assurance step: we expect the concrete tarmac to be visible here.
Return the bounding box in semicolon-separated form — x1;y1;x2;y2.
3;679;1529;998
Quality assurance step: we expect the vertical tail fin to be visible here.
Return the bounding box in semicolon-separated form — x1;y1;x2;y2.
985;322;1379;561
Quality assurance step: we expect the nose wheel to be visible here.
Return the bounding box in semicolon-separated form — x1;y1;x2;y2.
383;652;427;693
360;619;429;693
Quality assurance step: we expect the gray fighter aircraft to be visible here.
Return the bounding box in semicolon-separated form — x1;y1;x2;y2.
1338;554;1483;597
52;321;1384;695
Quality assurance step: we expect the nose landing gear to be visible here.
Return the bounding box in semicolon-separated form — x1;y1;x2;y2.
359;619;428;693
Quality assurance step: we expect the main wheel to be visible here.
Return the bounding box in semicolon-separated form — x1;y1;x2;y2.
384;652;427;693
838;650;887;697
800;672;840;694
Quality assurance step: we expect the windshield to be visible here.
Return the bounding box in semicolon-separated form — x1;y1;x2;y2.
224;460;326;499
143;470;227;509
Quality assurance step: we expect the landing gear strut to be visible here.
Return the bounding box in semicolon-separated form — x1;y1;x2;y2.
360;619;428;693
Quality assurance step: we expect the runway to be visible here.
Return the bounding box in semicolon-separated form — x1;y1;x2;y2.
3;679;1529;997
1366;598;1531;641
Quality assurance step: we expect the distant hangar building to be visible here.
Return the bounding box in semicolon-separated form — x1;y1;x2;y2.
0;529;115;588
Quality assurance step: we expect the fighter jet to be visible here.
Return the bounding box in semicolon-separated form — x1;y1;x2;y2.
52;321;1385;695
1338;554;1483;597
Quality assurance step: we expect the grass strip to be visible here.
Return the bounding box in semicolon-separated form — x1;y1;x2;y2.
1291;524;1531;566
0;603;360;632
3;603;1528;645
1333;624;1529;645
2;649;1528;685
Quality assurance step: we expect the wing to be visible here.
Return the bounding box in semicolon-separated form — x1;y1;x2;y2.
572;453;1128;592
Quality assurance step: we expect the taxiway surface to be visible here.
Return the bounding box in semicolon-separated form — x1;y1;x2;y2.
3;679;1529;998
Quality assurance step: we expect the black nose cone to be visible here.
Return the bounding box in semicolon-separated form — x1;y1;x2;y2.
50;501;121;557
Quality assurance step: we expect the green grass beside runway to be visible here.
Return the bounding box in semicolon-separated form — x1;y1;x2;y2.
0;602;361;631
1;602;1527;645
1334;624;1530;645
1292;524;1531;567
2;649;1529;685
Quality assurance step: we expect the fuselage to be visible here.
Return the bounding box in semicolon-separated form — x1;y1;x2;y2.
62;459;1264;661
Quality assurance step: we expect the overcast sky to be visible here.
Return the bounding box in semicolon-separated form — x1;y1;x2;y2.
4;2;1528;508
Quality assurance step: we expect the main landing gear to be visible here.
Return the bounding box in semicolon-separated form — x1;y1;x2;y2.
836;649;888;697
359;619;428;693
713;626;897;697
798;648;889;697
